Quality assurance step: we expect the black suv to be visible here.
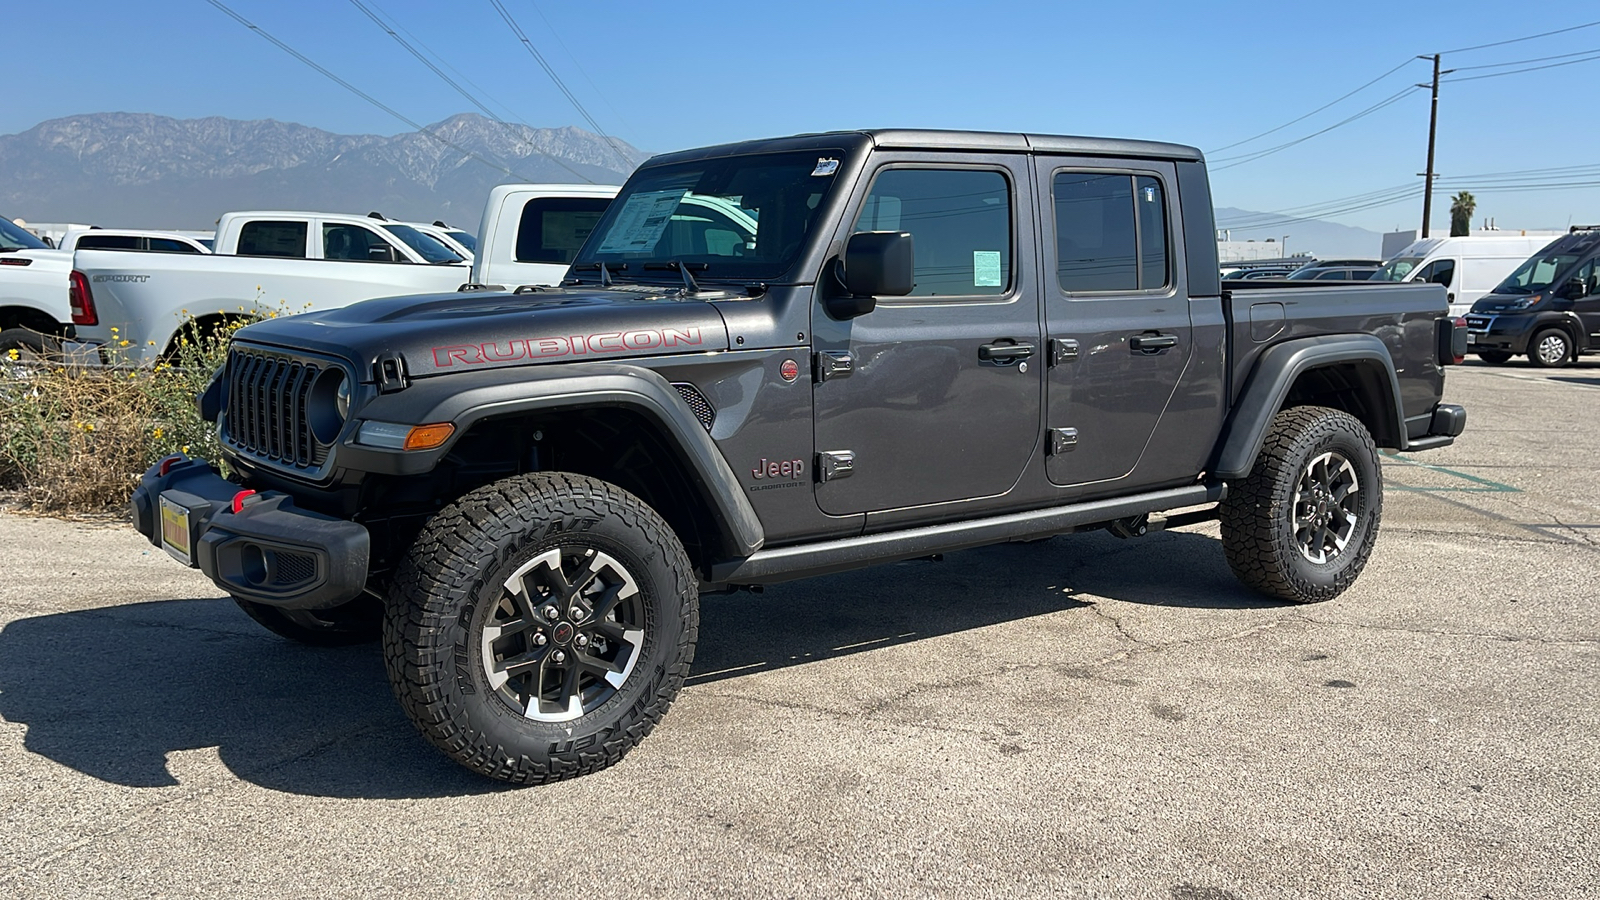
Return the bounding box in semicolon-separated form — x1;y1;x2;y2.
1466;228;1600;366
128;129;1467;783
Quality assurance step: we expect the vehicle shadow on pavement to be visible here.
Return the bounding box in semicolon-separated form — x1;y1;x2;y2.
691;529;1276;685
0;597;500;799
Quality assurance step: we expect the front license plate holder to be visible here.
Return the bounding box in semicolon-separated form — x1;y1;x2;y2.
1466;333;1477;344
160;496;194;566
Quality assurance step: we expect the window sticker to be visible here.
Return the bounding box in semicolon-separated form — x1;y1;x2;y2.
973;250;1002;287
597;189;689;254
811;158;840;177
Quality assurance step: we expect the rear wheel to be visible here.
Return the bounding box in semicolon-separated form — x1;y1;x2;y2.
0;328;61;363
1476;350;1512;365
383;472;697;784
1528;328;1573;368
1220;406;1383;604
232;594;382;646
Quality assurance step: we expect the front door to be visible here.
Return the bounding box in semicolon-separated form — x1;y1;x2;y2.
1035;158;1193;490
811;155;1042;516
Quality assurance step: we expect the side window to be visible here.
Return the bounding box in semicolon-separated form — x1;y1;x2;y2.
1418;258;1455;287
323;224;403;262
517;197;612;264
1053;172;1170;293
148;237;201;254
1315;269;1349;281
853;168;1011;298
237;221;308;258
76;234;141;250
1572;259;1599;294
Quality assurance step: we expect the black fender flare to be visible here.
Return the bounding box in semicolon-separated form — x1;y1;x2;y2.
1212;334;1406;481
338;362;765;557
1528;311;1586;352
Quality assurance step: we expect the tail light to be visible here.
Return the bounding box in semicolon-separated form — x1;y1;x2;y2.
68;270;97;326
1436;316;1468;366
1453;316;1468;365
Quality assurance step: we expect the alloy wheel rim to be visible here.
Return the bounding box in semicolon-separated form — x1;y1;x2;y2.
1538;334;1567;365
1291;450;1361;565
480;546;645;722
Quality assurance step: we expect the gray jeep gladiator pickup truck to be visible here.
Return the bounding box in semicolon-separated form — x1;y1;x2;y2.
129;129;1468;783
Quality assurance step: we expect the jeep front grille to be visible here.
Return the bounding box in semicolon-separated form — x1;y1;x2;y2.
224;347;329;469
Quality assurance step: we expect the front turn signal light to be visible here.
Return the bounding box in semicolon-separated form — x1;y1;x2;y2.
403;423;455;451
356;420;455;451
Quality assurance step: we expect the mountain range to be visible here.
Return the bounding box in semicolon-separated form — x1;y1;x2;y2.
0;112;646;230
1214;207;1386;260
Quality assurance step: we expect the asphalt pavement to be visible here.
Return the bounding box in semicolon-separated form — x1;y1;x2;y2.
1;360;1596;899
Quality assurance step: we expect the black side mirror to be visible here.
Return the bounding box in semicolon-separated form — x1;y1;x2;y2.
1562;279;1589;299
826;231;914;319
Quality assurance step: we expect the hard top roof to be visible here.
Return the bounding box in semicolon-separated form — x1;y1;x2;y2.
645;129;1204;168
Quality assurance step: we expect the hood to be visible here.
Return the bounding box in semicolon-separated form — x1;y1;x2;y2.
232;285;729;381
1471;293;1542;313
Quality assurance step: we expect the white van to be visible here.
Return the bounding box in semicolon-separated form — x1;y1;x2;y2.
1372;235;1554;316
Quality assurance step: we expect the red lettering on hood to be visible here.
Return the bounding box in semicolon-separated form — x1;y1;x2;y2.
432;327;704;368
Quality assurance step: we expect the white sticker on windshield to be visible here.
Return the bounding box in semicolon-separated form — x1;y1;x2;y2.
596;189;689;254
811;158;839;177
973;250;1002;287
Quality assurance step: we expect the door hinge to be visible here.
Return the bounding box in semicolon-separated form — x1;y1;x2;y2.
1048;427;1078;455
817;450;856;481
1048;338;1079;366
814;351;854;382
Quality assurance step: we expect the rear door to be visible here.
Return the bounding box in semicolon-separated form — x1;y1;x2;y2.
1035;157;1192;489
810;153;1042;515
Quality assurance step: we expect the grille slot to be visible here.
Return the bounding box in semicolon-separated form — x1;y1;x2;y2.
672;383;715;431
224;347;329;469
271;550;317;586
1465;315;1491;330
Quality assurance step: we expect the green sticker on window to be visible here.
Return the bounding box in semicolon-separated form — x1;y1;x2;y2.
973;250;1002;287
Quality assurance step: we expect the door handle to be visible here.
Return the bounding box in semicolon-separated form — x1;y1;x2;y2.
978;341;1035;362
1130;333;1177;354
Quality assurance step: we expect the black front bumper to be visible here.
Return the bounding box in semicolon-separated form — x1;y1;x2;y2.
131;457;370;610
1464;314;1532;355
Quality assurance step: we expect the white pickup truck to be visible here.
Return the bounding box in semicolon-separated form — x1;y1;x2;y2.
59;229;213;255
1;216;76;355
71;187;626;363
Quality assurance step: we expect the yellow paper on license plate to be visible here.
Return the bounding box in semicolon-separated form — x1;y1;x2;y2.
160;497;193;565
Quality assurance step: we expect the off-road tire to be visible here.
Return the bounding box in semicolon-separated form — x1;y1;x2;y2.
1220;406;1382;604
383;472;697;784
1528;327;1573;368
232;595;383;646
1475;350;1513;365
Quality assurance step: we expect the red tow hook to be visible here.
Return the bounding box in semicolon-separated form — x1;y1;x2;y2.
231;490;260;514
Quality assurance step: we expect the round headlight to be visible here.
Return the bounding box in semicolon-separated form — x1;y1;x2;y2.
308;368;348;444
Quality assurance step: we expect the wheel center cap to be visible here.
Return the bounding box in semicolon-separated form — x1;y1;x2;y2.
552;622;575;645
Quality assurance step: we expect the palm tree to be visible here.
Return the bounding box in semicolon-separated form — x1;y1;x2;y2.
1450;191;1476;237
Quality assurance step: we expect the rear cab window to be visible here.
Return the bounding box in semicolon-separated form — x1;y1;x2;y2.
517;197;612;264
1052;171;1170;293
237;221;308;258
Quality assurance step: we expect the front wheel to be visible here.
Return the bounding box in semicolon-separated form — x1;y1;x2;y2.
384;472;697;784
1476;350;1513;365
1220;406;1383;604
1528;328;1573;368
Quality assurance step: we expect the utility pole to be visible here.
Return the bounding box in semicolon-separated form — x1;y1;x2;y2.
1420;54;1443;238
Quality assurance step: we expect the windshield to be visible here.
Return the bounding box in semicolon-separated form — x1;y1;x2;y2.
572;149;845;282
381;223;464;264
1372;257;1423;282
446;230;477;253
1495;251;1584;294
0;218;49;251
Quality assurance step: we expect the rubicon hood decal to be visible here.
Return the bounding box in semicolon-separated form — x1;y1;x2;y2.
434;326;707;367
230;286;729;380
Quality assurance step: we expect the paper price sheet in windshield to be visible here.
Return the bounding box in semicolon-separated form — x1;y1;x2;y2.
597;189;690;255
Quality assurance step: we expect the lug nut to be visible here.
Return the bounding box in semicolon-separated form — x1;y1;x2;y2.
552;650;567;663
575;634;589;648
569;607;585;622
533;633;547;646
542;604;559;620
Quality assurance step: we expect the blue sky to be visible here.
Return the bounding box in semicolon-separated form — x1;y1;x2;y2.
7;1;1600;234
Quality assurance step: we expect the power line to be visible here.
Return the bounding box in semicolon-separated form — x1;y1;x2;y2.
1210;85;1423;171
485;0;636;171
1206;57;1420;154
1449;46;1600;71
1442;50;1600;83
525;0;638;138
202;0;539;182
1438;19;1600;54
346;0;596;182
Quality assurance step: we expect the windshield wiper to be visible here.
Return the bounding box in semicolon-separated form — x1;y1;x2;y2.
643;260;709;293
570;262;630;287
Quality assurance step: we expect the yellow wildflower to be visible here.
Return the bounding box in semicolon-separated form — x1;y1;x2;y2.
153;428;164;439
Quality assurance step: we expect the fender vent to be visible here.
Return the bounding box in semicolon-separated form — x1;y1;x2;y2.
672;383;715;431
